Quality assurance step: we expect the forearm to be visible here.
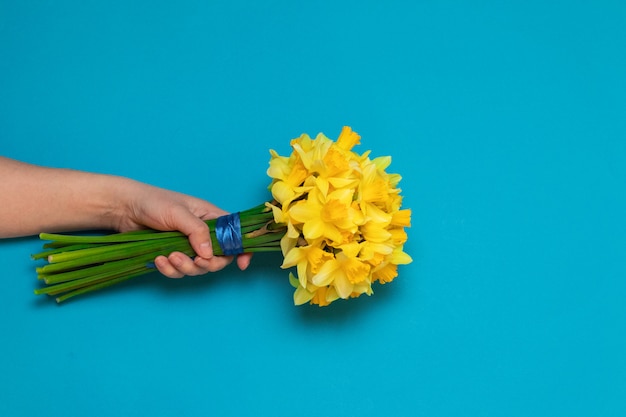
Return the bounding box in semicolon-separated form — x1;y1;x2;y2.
0;157;136;238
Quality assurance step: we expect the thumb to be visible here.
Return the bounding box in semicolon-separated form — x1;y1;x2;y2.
170;205;214;259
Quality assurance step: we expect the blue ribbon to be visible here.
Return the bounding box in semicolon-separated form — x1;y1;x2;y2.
215;212;244;256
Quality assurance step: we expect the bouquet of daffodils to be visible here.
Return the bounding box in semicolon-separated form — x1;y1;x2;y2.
33;127;412;306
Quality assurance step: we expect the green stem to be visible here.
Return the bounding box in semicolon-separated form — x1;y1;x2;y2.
36;265;152;296
45;237;184;268
55;272;149;303
39;230;185;244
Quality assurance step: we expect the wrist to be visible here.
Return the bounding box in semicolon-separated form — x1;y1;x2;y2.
99;175;143;232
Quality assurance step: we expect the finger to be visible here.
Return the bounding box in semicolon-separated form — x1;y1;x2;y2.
169;205;214;259
236;253;253;271
154;255;184;279
167;252;212;276
194;255;234;273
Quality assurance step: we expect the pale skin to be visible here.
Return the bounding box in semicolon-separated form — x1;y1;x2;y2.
0;156;251;277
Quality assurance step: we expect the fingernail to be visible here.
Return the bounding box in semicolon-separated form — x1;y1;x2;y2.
200;242;213;258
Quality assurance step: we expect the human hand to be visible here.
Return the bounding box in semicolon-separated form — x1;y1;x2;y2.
114;180;252;278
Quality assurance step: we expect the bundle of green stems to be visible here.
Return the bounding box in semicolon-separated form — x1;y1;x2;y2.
32;203;285;303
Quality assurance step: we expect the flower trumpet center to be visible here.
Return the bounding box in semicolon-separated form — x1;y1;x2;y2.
344;257;370;284
321;199;349;223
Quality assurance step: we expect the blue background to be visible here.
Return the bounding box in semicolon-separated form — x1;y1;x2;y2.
1;1;625;416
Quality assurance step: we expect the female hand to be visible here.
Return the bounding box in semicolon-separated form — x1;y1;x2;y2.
115;181;253;278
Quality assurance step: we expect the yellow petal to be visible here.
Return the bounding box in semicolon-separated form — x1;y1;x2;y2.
266;150;291;179
362;203;392;224
288;200;317;224
281;246;304;269
328;177;359;189
322;224;345;245
372;155;392;171
297;263;308;288
312;260;339;287
280;235;298;256
388;173;402;187
271;181;294;205
361;222;392;243
286;221;300;238
294;285;314;305
339;241;361;258
288;272;299;288
352;281;373;297
362;249;387;267
325;286;339;303
315;176;330;197
390;247;413;265
333;274;354;299
302;218;326;240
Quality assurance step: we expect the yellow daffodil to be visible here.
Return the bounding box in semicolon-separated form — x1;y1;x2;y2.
288;186;360;245
312;249;371;299
282;243;334;288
